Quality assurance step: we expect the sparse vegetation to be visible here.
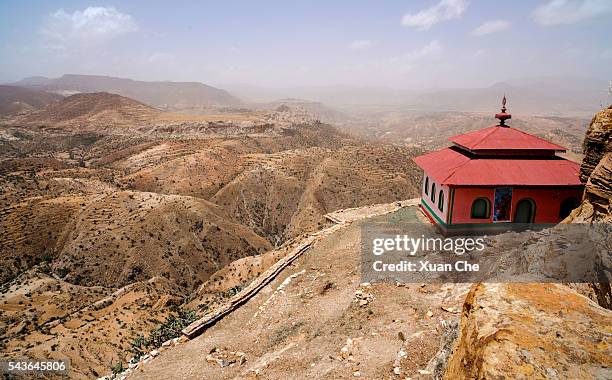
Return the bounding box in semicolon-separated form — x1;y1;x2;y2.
129;309;198;361
110;360;124;375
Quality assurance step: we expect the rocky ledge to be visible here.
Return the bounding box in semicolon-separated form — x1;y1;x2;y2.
443;283;612;379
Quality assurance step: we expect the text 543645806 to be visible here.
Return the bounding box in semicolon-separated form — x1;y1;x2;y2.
1;359;70;374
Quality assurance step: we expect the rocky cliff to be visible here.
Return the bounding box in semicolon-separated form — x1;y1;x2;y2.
565;105;612;309
569;105;612;222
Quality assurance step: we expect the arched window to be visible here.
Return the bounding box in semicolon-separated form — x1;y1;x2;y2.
438;190;444;212
471;198;491;219
430;183;436;203
559;197;579;219
424;176;429;195
514;198;536;223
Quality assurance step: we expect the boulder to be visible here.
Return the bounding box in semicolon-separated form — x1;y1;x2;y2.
443;283;612;380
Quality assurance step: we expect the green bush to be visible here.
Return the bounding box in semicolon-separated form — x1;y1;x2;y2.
111;360;124;375
129;309;198;361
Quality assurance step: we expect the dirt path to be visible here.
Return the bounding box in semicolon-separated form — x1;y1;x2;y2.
183;198;421;338
124;200;470;380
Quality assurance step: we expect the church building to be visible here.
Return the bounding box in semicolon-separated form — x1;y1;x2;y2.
413;97;584;234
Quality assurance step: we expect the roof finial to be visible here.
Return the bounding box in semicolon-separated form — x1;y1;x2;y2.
495;95;511;127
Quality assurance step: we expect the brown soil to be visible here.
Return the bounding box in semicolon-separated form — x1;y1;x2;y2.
127;206;471;380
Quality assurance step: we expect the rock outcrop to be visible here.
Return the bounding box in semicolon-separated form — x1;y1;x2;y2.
564;105;612;309
568;105;612;222
443;283;612;380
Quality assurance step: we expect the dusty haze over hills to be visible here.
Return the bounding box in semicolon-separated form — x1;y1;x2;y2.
1;2;610;93
13;75;241;113
224;76;609;117
3;73;608;118
1;1;610;117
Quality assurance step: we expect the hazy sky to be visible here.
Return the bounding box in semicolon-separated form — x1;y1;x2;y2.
1;0;611;89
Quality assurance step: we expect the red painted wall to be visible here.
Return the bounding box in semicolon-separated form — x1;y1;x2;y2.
450;187;494;224
450;186;583;224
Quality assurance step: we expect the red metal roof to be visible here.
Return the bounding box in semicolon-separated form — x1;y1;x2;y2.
413;148;582;186
449;126;567;151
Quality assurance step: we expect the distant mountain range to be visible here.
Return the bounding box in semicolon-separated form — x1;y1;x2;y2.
3;74;609;118
225;77;610;117
10;74;242;112
410;77;609;117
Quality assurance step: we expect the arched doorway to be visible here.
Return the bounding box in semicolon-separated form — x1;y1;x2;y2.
514;199;536;223
559;197;579;219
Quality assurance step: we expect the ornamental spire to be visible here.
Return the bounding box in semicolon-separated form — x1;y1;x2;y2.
495;95;511;127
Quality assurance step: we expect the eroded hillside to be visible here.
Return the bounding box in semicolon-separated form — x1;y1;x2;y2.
0;94;423;378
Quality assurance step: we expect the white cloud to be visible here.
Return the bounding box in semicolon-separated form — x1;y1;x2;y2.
41;7;137;49
401;0;468;30
349;39;375;51
472;20;510;36
532;0;612;26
